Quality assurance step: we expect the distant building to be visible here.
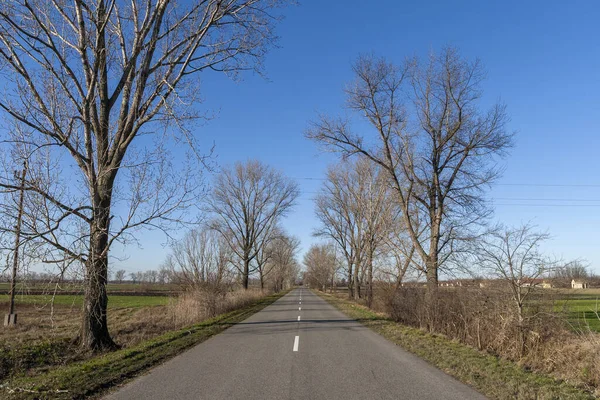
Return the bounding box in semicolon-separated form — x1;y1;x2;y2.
519;278;543;288
541;280;553;289
571;279;588;289
439;281;461;287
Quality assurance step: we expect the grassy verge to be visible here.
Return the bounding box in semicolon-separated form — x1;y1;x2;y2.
316;290;595;400
0;290;288;400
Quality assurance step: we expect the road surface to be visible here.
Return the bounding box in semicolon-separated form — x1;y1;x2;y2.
104;288;486;400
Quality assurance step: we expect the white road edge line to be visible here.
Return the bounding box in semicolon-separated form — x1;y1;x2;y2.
293;336;299;352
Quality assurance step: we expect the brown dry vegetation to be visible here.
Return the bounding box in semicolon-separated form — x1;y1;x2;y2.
0;303;175;384
347;285;600;395
0;288;270;383
168;289;265;326
319;290;594;400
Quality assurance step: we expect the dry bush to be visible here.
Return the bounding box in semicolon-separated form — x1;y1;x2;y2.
386;286;600;391
368;283;397;314
527;330;600;392
168;287;265;326
389;287;566;358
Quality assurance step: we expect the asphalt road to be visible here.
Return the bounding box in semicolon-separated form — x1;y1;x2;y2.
104;288;486;400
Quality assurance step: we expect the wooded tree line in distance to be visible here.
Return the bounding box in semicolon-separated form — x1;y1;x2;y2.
303;48;585;318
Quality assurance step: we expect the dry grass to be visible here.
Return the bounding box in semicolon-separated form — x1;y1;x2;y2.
0;287;271;383
0;302;174;348
527;331;600;390
339;285;600;396
0;301;178;382
1;291;289;400
168;288;265;326
318;290;595;400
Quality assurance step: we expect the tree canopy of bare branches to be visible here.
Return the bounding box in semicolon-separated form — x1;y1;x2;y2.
209;160;299;289
307;48;513;294
471;224;553;319
470;224;556;354
314;157;394;302
114;269;126;283
303;242;337;292
163;227;233;290
0;0;288;350
262;229;300;292
553;260;589;281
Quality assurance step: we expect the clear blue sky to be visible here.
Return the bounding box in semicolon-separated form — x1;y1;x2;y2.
115;0;600;274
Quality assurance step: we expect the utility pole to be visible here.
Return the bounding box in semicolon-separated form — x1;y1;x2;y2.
4;161;26;327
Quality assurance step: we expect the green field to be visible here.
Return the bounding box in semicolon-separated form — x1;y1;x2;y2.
554;292;600;332
0;282;179;292
0;294;170;309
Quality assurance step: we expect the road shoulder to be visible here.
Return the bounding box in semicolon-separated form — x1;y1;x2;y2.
1;291;289;400
315;290;595;400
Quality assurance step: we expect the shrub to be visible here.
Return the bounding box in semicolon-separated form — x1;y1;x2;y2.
386;287;600;392
168;287;265;326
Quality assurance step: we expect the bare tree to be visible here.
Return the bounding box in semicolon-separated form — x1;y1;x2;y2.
157;266;171;284
553;260;589;281
307;48;513;296
470;224;555;355
264;230;300;292
164;227;233;290
0;0;288;350
114;269;126;284
355;159;395;307
379;215;418;288
209;160;299;289
147;270;158;284
253;226;280;291
314;162;364;299
314;157;394;303
303;243;337;292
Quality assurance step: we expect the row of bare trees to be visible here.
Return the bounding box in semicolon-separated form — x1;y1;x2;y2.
121;269;170;285
306;47;514;306
162;159;301;294
163;224;301;293
303;243;338;292
305;49;593;360
0;0;290;351
208;160;300;290
312;158;399;306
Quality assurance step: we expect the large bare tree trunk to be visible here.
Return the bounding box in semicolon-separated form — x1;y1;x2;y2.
366;246;374;308
243;258;250;290
425;256;438;294
81;197;116;350
426;220;440;292
347;261;354;299
353;264;361;300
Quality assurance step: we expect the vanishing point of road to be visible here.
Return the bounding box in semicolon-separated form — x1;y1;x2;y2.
104;288;486;400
